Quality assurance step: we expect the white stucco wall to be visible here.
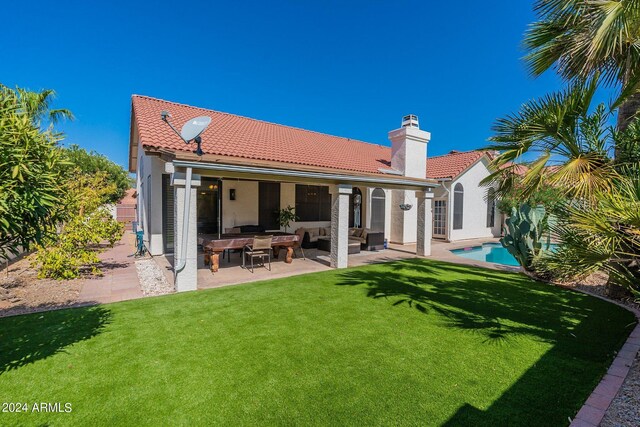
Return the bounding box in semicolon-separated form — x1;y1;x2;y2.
390;189;418;244
389;126;430;178
135;147;165;255
448;158;496;242
221;180;259;231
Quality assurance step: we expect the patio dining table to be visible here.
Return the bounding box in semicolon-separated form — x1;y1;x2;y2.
200;232;300;273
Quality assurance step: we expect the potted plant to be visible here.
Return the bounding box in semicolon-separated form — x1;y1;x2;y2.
277;205;299;233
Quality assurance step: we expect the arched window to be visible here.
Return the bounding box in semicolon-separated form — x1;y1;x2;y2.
453;183;464;230
486;188;496;227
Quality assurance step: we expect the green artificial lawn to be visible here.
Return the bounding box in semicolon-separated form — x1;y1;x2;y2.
0;259;636;426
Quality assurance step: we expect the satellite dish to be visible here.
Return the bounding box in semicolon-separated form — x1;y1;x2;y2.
180;116;211;141
160;111;212;156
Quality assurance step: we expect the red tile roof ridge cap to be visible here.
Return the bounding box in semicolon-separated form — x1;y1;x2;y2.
427;149;488;160
131;94;391;151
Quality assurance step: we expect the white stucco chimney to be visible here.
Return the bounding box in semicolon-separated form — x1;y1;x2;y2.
388;115;431;245
389;115;431;178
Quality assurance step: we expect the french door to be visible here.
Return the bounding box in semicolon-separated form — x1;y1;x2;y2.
433;199;447;239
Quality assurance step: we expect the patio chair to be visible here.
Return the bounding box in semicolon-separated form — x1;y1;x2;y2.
293;228;306;260
243;235;273;273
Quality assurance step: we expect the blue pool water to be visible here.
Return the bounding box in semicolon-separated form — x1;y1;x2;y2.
450;243;557;267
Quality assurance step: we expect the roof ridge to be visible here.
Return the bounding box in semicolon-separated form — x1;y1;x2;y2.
131;94;390;151
427;149;486;159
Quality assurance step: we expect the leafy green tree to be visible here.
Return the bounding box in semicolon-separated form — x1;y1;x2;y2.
0;85;68;261
63;145;132;203
496;180;565;215
524;0;640;132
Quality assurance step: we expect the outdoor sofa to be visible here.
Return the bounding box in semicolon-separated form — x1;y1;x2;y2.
296;227;384;251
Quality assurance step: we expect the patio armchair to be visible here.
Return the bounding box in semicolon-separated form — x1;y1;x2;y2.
243;235;273;273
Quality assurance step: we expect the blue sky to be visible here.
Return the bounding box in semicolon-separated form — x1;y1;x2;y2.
2;1;573;168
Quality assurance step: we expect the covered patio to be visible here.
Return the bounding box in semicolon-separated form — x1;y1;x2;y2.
156;241;421;289
153;236;519;291
166;158;438;292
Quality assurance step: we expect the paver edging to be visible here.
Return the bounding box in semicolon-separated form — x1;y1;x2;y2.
564;288;640;427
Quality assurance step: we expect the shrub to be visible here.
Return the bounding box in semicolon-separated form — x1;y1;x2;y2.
32;173;124;279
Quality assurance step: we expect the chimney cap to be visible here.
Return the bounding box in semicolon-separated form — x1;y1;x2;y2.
401;114;419;129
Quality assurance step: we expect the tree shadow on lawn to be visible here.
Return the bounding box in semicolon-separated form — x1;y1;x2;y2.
336;258;637;425
0;305;112;374
337;258;591;345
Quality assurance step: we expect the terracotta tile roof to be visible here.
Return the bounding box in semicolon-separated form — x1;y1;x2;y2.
426;150;488;179
132;95;393;175
131;95;489;180
118;188;137;205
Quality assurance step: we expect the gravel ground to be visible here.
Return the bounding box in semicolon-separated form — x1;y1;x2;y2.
571;271;640;313
0;256;83;318
135;258;174;296
601;353;640;427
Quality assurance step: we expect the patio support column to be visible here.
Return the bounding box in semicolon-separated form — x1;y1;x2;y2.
330;184;352;268
416;190;434;257
172;171;201;292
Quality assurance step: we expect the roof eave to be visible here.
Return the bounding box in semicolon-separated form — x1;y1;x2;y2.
145;146;438;189
170;159;439;191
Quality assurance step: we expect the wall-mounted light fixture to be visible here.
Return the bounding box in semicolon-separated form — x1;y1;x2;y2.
229;189;236;201
399;203;413;211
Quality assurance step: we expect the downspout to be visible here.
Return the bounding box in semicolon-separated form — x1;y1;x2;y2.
175;167;193;273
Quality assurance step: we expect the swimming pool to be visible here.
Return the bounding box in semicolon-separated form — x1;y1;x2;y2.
450;242;557;267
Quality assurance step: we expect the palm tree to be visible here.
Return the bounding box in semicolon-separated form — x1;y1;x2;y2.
524;0;640;133
483;80;640;297
538;177;640;298
0;84;74;126
482;79;623;203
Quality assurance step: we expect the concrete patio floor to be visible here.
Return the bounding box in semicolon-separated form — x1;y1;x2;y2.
78;231;144;304
153;237;519;290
